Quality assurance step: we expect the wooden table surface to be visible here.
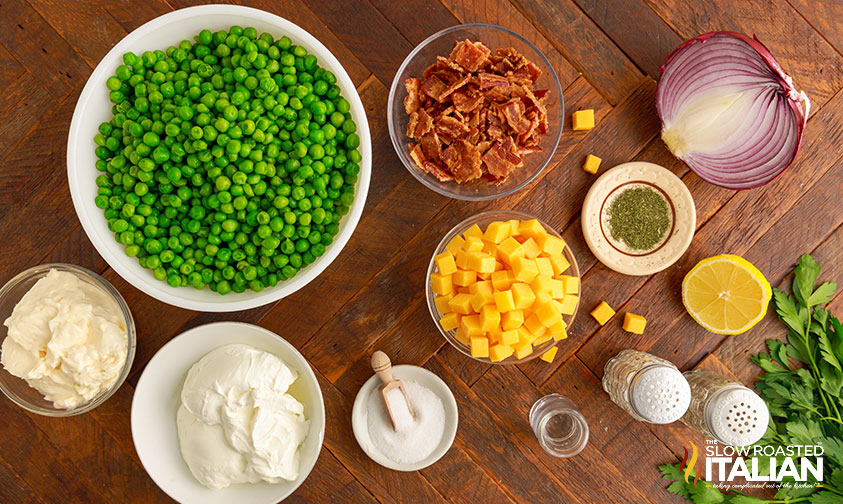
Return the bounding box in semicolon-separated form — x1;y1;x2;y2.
1;0;842;502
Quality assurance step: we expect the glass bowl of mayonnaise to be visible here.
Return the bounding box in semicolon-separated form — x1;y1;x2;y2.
0;263;135;416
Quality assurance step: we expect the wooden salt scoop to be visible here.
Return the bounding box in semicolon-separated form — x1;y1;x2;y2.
371;351;415;431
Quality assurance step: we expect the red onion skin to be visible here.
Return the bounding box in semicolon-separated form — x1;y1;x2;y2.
657;32;809;189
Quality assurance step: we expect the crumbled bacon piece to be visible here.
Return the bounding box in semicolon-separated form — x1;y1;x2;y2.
404;39;550;184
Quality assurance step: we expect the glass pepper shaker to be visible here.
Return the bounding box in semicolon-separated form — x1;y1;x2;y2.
681;369;769;446
602;349;691;424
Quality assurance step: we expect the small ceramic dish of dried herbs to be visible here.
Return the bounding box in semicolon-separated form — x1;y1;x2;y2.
581;161;696;276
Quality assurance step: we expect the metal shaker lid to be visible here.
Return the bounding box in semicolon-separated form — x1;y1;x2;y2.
706;386;769;446
630;365;691;424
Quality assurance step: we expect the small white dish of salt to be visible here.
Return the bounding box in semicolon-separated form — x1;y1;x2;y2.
352;362;458;471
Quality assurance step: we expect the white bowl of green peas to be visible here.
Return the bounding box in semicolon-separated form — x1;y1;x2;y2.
67;5;370;312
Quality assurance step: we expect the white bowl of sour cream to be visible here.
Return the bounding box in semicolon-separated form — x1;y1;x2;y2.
131;322;325;504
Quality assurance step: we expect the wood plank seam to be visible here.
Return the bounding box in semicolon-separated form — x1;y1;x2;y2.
783;0;843;60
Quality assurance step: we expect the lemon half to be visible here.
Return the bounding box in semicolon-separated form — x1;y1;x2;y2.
681;255;772;335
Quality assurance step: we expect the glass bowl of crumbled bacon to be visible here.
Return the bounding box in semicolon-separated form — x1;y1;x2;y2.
388;24;563;201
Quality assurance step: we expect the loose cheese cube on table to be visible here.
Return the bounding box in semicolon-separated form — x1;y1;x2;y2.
464;223;483;239
524;313;547;337
512;282;536;310
502;309;524;330
464;235;484;252
489;344;514;362
549;254;571;275
455;326;470;345
446;235;465;255
440;312;461;331
431;273;453;295
447;293;473;314
484;221;510;243
493;289;516;312
512;257;538;283
461;315;483;336
591;301;615;325
491;270;514;291
497;237;525;265
434;293;452;314
470;336;489;358
531;275;554;294
559;294;578;315
435;251;458;275
535;257;554;277
453;269;477;286
572;109;595;131
623;313;647;334
467;252;496;273
550;279;565;299
480;305;501;332
540;346;559;363
558;275;579;294
518;219;546;239
501;329;519;346
470;291;493;312
513;339;534;359
521;238;541;259
469;279;493;296
455;250;470;269
583;154;601;174
536;234;565;257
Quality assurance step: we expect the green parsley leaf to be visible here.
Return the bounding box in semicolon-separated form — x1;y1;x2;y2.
794;253;822;307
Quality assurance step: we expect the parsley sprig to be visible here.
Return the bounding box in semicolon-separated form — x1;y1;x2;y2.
661;254;843;504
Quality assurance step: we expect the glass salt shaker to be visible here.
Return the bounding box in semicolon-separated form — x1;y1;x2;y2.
529;394;589;457
602;349;691;424
681;370;769;446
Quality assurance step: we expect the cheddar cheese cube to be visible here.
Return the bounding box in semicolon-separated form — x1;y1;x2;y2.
530;275;554;294
591;301;615;325
482;240;498;256
502;309;524;330
572;109;595;131
494;261;505;271
464;235;484;252
549;254;571;275
583;154;601;174
448;293;473;315
434;293;453;314
461;315;483;336
456;287;471;295
550;279;565;299
518;219;546;239
435;251;458;275
623;313;647;334
521;238;541;259
534;333;553;345
549;320;567;341
489;344;514;362
480;305;501;332
430;273;453;295
517;326;536;344
559;294;578;315
484;221;510;244
470;290;493;312
497;237;525;265
469;279;493;296
467;251;496;273
511;282;536;310
470;336;489;358
477;271;491;281
453;269;477;287
501;329;519;346
512;257;538;283
535;290;553;306
440;312;461;331
487;326;502;346
491;270;514;291
535;301;562;328
537;234;565;257
540;346;559;363
445;235;466;255
493;289;516;312
464;223;483;239
524;313;547;337
535;257;554;277
455;325;470;345
455;250;470;269
507;219;521;236
513;339;533;359
559;275;579;294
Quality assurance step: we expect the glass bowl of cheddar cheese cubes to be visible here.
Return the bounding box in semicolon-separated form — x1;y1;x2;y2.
426;210;580;364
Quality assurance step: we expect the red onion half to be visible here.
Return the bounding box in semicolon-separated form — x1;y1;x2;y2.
656;32;810;189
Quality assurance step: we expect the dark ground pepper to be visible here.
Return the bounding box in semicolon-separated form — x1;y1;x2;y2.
606;186;670;250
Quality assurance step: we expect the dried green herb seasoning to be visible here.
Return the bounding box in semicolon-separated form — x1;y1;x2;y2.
606;186;670;251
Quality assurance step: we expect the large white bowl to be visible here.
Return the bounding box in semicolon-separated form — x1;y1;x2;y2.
67;5;371;312
131;322;325;504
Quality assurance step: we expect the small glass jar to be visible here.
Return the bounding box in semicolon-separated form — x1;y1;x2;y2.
602;349;690;424
529;394;589;457
681;370;769;446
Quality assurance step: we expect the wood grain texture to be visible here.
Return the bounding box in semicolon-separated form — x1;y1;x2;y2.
1;1;842;503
